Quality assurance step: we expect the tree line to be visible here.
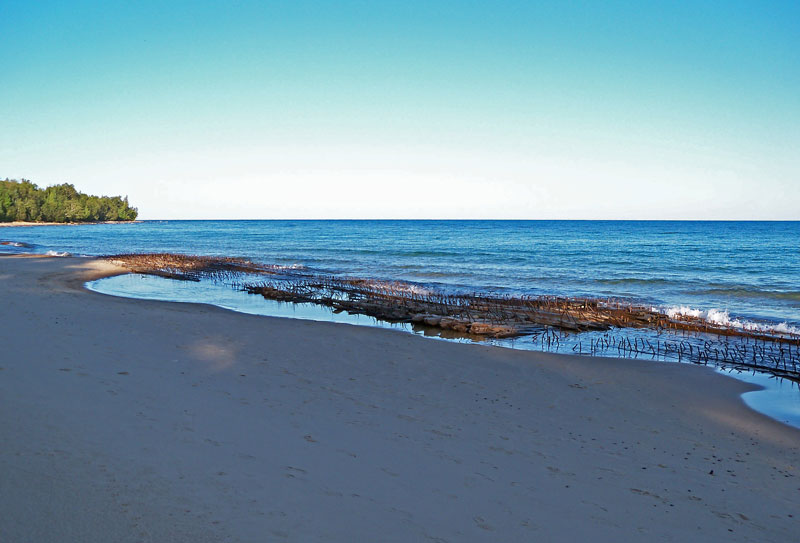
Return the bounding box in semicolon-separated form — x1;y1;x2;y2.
0;179;138;223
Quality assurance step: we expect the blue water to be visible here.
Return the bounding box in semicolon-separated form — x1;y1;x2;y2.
3;220;800;328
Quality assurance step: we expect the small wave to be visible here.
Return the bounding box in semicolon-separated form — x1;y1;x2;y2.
338;248;468;258
699;288;800;302
351;278;434;296
0;241;33;248
46;250;71;257
406;271;462;279
662;306;800;336
265;263;306;271
397;250;462;257
597;278;673;286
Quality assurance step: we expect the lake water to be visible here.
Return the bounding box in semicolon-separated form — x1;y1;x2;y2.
4;220;799;329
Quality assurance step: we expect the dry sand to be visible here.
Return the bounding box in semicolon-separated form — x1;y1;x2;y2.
0;255;798;542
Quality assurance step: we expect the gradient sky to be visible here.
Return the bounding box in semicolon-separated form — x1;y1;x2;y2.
2;1;798;219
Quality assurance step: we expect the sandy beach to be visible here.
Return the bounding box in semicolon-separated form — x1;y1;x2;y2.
0;255;797;542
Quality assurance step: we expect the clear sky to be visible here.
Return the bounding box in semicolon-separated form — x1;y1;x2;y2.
2;1;798;219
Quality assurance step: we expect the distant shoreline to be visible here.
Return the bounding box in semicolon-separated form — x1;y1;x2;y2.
0;220;141;227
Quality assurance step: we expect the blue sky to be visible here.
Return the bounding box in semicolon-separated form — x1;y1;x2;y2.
2;1;798;219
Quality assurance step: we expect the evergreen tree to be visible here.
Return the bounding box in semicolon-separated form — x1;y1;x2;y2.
0;178;138;223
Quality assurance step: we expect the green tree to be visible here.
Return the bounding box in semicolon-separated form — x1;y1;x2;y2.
0;179;138;223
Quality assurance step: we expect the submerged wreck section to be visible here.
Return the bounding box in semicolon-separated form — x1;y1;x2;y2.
105;253;800;380
240;277;663;338
106;252;280;281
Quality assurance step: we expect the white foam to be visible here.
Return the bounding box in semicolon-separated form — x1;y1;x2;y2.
393;283;433;296
773;322;799;335
663;305;800;336
45;250;71;257
360;279;433;296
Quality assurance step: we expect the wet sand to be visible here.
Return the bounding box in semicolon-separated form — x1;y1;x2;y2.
0;255;797;542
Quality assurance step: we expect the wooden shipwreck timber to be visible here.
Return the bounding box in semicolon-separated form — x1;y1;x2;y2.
106;252;271;281
106;253;800;379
